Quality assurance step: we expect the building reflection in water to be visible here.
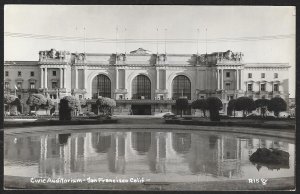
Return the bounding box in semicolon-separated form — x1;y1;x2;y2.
4;131;292;179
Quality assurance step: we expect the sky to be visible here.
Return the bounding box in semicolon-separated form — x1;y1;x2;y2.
4;5;296;97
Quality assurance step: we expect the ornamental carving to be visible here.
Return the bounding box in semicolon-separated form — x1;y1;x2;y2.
130;48;151;55
117;53;126;62
75;53;86;62
39;49;70;61
217;50;243;61
157;54;167;62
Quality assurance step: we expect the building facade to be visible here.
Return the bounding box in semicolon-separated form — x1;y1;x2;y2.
4;48;290;115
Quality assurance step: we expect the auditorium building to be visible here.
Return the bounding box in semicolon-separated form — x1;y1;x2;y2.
4;48;290;115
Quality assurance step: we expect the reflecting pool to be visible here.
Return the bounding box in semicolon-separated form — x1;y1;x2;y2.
4;129;294;183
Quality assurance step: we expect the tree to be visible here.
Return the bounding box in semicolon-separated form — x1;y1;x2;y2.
26;94;47;112
43;98;55;115
235;97;256;117
59;98;71;120
175;97;189;117
268;97;287;117
79;98;87;113
4;94;20;115
255;99;270;118
227;99;237;117
63;95;81;116
96;97;116;116
191;99;208;117
206;97;223;121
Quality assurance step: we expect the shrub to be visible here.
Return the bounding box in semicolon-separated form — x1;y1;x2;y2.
255;99;270;118
175;97;189;117
26;94;47;112
96;97;116;116
227;99;237;117
43;98;55;115
206;97;222;121
235;96;256;117
4;94;21;115
191;99;208;117
4;94;17;105
268;97;287;117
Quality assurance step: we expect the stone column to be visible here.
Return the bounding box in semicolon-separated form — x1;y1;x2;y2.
75;68;78;89
116;68;119;90
84;68;87;90
221;68;224;90
63;68;67;88
217;69;220;90
240;69;244;91
205;68;208;90
60;68;63;88
41;68;44;88
156;69;159;90
236;69;239;90
124;70;127;99
44;67;48;89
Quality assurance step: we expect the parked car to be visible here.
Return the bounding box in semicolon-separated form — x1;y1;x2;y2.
154;112;175;118
279;112;290;118
52;112;59;116
27;111;37;116
162;112;177;119
86;112;97;118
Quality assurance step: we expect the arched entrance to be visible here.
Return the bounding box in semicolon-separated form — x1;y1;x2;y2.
171;75;192;115
91;74;111;114
131;75;152;115
92;74;111;99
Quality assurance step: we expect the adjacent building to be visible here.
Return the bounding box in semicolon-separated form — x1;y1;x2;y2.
4;48;290;115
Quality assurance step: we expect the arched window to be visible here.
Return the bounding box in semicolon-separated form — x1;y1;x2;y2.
132;75;151;99
172;75;191;100
92;74;111;99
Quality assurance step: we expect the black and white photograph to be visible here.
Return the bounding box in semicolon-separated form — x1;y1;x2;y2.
3;4;296;191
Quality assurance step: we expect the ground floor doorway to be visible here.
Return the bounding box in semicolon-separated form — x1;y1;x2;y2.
131;105;152;115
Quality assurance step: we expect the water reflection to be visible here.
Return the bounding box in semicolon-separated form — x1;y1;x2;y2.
4;130;294;181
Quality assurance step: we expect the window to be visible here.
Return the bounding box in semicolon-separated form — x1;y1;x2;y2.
4;82;9;89
119;95;123;100
52;81;58;89
132;75;151;99
172;75;191;100
261;73;265;78
92;74;111;99
274;73;278;79
79;95;82;99
5;71;8;77
274;84;279;92
30;71;34;77
18;71;22;77
248;84;253;91
18;95;21;99
52;71;56;76
248;73;252;78
160;95;164;100
261;84;266;91
225;83;231;90
17;82;22;89
226;72;230;78
30;82;35;89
